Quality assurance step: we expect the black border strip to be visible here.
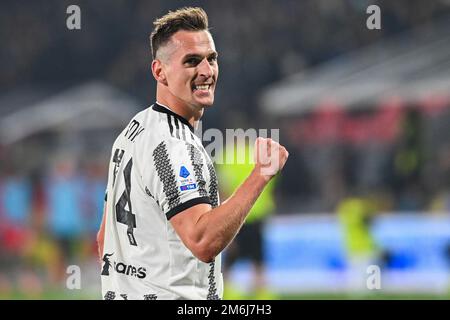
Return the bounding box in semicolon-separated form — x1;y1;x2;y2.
165;196;211;220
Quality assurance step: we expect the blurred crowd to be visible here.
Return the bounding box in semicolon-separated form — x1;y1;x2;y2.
279;104;450;214
0;154;106;295
1;0;450;118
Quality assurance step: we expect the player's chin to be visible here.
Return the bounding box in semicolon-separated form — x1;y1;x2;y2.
193;95;215;107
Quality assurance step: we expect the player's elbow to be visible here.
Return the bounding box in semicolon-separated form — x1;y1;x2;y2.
195;250;216;264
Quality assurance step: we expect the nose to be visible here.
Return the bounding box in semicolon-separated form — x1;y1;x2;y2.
197;58;213;78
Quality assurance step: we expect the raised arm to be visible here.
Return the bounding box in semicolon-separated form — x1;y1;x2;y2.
170;137;289;263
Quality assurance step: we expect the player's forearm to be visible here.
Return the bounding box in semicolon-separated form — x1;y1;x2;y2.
194;166;269;261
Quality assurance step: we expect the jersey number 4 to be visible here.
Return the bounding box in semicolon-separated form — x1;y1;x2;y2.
115;154;137;246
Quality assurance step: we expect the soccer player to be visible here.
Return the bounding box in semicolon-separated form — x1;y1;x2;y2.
97;7;289;300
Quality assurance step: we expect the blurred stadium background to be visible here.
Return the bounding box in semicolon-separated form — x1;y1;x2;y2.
1;0;450;299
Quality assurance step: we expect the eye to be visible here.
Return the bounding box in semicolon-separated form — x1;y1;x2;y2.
185;58;200;66
208;56;217;64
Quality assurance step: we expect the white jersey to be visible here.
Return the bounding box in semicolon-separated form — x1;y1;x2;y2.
101;102;223;300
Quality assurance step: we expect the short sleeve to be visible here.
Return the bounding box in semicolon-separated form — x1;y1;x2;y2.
147;138;211;220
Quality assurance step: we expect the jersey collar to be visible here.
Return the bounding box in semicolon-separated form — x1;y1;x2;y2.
152;102;195;133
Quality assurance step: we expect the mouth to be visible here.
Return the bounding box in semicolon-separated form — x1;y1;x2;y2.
193;84;211;91
192;81;214;93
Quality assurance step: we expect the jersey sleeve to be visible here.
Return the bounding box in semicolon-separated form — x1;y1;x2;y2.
146;137;212;220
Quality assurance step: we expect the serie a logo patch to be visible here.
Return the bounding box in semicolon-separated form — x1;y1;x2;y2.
179;165;196;191
179;166;190;178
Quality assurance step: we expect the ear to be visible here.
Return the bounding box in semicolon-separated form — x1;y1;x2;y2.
151;59;168;86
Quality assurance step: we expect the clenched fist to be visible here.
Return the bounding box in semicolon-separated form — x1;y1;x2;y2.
254;137;289;180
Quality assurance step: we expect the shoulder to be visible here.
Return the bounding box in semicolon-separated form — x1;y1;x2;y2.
127;106;173;150
131;105;205;163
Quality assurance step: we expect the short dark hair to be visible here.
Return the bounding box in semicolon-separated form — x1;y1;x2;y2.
150;7;209;60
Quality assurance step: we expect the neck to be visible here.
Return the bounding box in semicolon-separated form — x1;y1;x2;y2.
156;87;204;128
